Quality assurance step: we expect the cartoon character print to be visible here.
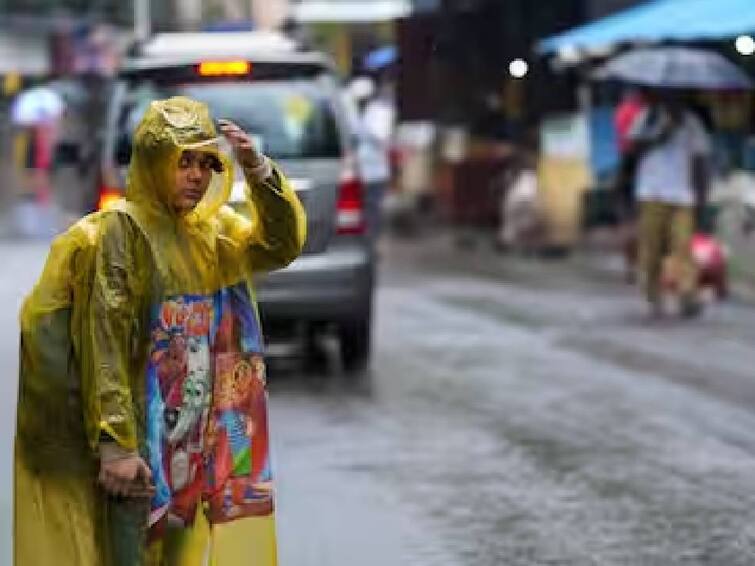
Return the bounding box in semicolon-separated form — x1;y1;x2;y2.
186;300;211;336
206;352;272;522
167;337;210;448
153;333;187;409
147;296;214;526
157;298;212;340
162;334;211;523
204;284;272;523
146;284;271;530
164;336;209;501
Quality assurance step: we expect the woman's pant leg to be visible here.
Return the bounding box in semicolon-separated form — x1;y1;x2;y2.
639;201;668;304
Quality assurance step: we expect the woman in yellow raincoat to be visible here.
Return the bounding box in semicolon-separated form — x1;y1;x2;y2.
15;96;306;565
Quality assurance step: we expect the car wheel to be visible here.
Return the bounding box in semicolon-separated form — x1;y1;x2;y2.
338;316;371;373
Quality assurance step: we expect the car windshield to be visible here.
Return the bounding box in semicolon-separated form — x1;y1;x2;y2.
115;79;342;164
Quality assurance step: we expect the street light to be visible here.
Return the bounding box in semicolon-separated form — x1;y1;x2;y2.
735;35;755;56
509;58;529;79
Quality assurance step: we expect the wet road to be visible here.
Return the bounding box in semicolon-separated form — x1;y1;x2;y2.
4;234;755;565
0;241;42;566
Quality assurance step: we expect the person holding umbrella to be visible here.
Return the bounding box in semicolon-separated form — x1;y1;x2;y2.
595;47;752;318
626;89;711;318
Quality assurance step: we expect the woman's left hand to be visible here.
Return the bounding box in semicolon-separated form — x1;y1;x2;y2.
217;119;263;168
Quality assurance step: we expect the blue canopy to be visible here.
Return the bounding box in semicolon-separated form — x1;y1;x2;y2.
540;0;755;54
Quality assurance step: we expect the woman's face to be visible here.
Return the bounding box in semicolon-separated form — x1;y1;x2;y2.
171;150;214;213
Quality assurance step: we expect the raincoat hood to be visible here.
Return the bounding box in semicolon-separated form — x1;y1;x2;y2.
127;96;233;225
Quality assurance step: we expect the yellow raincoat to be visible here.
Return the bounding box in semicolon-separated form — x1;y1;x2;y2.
15;96;306;565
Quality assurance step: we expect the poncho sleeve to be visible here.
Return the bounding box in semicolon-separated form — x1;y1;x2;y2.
83;212;152;452
216;159;307;275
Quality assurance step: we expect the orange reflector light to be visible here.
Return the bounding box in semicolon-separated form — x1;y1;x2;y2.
198;61;251;76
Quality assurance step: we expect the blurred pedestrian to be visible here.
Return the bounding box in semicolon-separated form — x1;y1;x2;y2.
15;96;306;565
11;84;65;204
353;77;395;239
627;91;711;318
496;153;542;253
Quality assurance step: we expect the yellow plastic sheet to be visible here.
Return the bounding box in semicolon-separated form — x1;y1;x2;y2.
15;96;306;565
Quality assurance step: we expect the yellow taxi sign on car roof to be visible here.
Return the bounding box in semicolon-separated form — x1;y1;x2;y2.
197;60;251;77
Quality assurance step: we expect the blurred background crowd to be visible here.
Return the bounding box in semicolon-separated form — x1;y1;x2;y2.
4;0;755;292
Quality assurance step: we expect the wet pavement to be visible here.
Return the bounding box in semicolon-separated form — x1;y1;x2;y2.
0;240;47;566
4;231;755;565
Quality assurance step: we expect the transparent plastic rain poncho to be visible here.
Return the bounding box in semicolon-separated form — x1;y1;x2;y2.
15;96;306;565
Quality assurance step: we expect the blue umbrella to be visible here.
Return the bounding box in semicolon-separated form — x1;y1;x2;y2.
593;47;753;90
364;45;397;71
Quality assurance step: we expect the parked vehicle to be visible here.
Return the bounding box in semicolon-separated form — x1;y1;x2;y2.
99;31;376;371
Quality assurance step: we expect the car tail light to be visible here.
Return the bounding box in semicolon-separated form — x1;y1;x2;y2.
98;187;122;211
336;164;365;235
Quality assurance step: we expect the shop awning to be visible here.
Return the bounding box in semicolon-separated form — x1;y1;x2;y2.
540;0;755;55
